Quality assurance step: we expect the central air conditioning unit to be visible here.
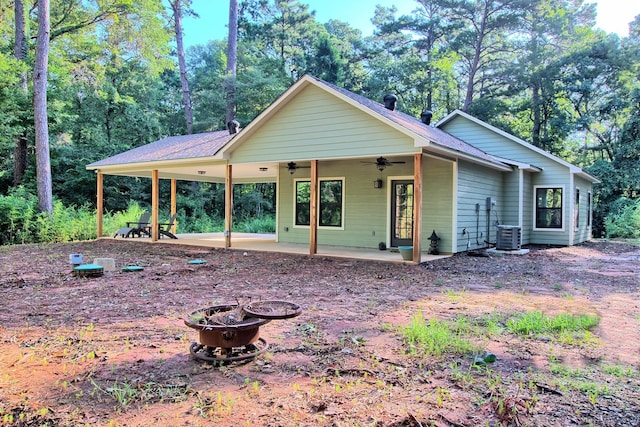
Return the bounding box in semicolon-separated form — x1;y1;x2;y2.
496;225;521;250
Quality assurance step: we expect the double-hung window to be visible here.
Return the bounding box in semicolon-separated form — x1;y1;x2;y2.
535;187;563;229
575;189;580;229
295;178;344;228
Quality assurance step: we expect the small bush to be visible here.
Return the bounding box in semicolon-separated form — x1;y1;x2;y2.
239;216;276;233
605;198;640;238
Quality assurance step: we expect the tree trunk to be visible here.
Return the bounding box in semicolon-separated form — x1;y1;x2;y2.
462;5;488;112
170;0;194;134
34;0;53;213
13;0;29;186
224;0;238;127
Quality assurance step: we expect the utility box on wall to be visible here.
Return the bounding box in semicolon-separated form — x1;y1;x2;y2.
496;225;521;250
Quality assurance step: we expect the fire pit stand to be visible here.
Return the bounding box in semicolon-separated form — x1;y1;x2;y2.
184;301;301;364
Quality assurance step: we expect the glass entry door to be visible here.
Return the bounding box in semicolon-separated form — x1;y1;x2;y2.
391;180;414;247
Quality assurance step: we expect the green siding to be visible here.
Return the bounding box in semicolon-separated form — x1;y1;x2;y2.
422;156;454;253
442;115;589;247
231;85;416;163
276;156;455;252
277;158;413;248
500;169;520;226
573;176;593;244
456;160;503;252
521;172;533;245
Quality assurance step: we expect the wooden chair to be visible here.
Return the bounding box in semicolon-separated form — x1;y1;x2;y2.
114;212;151;238
158;214;178;239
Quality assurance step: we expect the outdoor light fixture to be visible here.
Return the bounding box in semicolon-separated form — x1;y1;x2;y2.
197;170;206;175
287;162;297;175
259;167;268;172
287;162;310;175
373;179;383;188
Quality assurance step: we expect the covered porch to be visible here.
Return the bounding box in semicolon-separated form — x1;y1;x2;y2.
110;232;451;264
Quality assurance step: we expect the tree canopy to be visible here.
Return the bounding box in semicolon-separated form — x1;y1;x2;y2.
0;0;638;237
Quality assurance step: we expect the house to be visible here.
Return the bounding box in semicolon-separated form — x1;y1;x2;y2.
87;75;599;262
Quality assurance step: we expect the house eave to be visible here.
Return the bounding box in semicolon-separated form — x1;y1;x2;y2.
423;144;512;172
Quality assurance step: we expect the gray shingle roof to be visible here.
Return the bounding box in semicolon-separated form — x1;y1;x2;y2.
88;131;233;168
87;76;506;171
317;77;505;167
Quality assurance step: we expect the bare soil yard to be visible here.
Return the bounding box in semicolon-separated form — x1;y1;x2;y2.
0;239;639;426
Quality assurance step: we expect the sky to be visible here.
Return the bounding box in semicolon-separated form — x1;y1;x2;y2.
182;0;640;49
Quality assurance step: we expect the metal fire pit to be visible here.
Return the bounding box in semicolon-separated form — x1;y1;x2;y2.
184;301;301;364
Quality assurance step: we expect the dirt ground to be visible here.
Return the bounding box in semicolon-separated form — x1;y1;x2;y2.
0;239;638;426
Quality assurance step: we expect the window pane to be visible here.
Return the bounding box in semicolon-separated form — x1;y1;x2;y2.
536;188;562;228
295;181;310;226
319;180;342;227
575;189;580;228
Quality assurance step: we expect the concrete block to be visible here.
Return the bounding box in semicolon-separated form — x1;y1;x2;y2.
93;258;116;271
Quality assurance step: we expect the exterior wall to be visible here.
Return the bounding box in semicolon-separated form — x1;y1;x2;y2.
277;158;413;248
521;172;533;245
455;160;503;252
421;156;455;253
573;175;594;244
275;155;456;253
441;116;586;247
500;168;520;226
230;84;417;164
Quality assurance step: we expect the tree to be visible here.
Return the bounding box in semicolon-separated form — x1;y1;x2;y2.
240;0;322;79
367;3;459;117
169;0;194;134
225;0;238;128
306;33;343;84
34;0;52;213
13;0;29;186
442;0;528;111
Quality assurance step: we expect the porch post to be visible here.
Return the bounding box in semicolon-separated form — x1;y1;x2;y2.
309;160;318;255
171;178;177;235
412;153;423;262
96;171;103;238
225;164;233;248
151;169;159;241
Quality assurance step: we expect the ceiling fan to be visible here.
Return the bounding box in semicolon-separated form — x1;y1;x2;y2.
286;162;311;175
361;157;406;171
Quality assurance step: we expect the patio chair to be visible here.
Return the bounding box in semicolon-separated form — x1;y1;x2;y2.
158;214;178;239
114;212;151;238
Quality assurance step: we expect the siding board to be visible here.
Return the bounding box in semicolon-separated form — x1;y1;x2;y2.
232;85;416;163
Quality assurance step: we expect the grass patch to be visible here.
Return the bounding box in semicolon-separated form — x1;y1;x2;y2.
401;313;480;357
506;311;599;336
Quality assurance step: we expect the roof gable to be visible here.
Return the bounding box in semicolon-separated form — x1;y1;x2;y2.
222;75;509;170
437;110;599;183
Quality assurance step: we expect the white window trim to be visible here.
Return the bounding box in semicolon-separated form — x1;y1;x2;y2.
575;188;580;230
293;177;345;230
533;185;565;232
587;191;592;228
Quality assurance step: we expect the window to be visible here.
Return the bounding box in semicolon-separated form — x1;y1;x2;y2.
575;188;580;229
319;180;343;227
587;192;592;227
294;179;344;228
295;181;311;226
535;187;563;229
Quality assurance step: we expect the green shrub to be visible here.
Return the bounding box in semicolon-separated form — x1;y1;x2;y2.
605;198;640;238
0;189;276;245
239;216;276;233
0;187;39;245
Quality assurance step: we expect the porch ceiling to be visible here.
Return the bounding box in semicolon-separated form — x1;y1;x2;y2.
95;161;280;182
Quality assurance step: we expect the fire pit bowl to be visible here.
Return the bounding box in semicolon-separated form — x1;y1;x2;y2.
184;304;270;363
243;300;302;319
